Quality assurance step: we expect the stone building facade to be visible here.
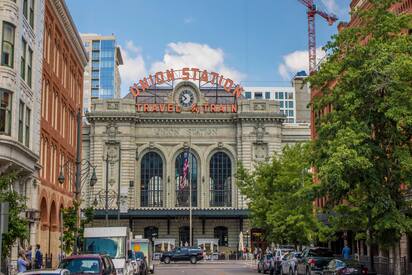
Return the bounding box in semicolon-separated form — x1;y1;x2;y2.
0;0;44;258
82;81;310;254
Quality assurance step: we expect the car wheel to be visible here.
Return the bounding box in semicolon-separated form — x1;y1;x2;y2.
164;256;171;264
190;256;197;264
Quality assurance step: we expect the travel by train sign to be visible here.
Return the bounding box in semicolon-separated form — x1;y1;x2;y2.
129;67;244;98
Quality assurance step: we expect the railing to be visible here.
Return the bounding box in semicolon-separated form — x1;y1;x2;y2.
210;189;231;207
175;189;197;207
141;190;163;207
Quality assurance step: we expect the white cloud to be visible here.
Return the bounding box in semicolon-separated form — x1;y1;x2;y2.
278;48;326;80
119;41;245;95
320;0;339;14
119;41;146;93
184;17;194;24
150;42;245;82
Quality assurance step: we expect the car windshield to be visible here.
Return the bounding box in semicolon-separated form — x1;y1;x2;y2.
84;237;125;258
135;252;145;260
308;248;334;257
59;258;100;274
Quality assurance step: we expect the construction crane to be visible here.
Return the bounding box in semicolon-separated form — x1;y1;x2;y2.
298;0;338;74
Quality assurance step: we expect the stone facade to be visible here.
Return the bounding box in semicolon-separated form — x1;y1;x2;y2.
82;82;310;253
0;0;45;260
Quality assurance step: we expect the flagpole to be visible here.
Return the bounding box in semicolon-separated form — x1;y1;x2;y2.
189;134;192;247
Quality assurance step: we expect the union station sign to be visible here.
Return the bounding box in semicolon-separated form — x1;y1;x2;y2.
129;68;244;114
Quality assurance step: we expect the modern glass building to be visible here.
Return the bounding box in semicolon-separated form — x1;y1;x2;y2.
81;34;123;112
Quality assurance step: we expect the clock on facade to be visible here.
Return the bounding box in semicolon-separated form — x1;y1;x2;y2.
179;89;195;108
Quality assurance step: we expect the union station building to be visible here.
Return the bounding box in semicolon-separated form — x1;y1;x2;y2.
82;70;310;255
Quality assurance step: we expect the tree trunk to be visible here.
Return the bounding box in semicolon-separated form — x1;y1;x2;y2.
394;243;401;275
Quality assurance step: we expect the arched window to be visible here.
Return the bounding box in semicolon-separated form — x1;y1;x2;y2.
141;152;163;207
214;226;228;247
209;152;232;207
144;226;159;239
175;151;197;207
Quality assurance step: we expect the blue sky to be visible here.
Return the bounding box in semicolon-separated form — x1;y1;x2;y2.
66;0;351;94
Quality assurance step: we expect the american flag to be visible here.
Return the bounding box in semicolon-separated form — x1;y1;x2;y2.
179;150;189;190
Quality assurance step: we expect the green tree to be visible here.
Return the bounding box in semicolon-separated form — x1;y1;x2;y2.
237;143;328;247
309;0;412;270
61;202;94;255
0;172;28;259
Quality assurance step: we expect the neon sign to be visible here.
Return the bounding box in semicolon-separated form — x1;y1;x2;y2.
129;67;244;98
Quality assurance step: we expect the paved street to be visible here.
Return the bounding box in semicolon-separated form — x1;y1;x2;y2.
154;261;257;275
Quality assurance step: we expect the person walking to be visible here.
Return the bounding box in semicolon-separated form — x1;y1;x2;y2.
342;241;351;259
34;244;43;269
17;250;29;273
25;245;33;270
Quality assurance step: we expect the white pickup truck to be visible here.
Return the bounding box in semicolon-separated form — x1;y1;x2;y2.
83;226;133;275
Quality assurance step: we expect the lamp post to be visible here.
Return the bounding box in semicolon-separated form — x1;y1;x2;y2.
245;230;249;260
58;159;97;254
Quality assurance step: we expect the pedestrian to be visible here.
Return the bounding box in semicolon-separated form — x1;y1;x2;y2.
34;244;43;269
25;245;33;270
342;241;351;259
17;250;29;273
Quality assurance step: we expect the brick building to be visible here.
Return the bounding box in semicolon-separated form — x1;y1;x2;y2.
310;0;412;272
38;0;87;264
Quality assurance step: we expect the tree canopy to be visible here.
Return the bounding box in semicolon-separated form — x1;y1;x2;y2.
309;0;412;250
237;143;327;246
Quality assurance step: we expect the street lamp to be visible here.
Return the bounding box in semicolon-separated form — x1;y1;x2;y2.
57;159;97;254
245;230;249;259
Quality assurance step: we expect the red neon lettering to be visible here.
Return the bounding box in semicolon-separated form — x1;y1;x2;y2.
210;72;219;85
135;104;142;112
139;78;150;92
130;84;140;97
219;105;225;113
200;70;209;82
159;104;165;112
166;69;175;81
210;104;216;112
191;68;199;80
175;105;182;113
232;85;243;98
182;67;190;80
224;79;234;93
167;104;174;112
231;104;237;113
155;72;165;84
143;104;149;112
152;104;159;112
149;74;155;86
218;75;224;87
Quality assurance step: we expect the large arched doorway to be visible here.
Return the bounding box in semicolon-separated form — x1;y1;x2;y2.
140;152;163;207
209;152;232;207
49;201;57;254
39;198;48;254
214;226;228;247
175;151;197;207
179;226;192;247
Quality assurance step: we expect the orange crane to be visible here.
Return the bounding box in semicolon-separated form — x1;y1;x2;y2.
298;0;338;74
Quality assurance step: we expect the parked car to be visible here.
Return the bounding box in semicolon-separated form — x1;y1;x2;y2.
296;247;334;275
59;254;116;275
19;269;70;275
270;248;295;274
322;259;368;275
258;254;274;274
160;247;203;264
280;252;302;275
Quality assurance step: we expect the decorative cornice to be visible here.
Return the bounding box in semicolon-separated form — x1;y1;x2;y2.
50;0;88;66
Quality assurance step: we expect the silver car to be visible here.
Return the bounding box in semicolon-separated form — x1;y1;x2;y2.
280;252;301;275
18;268;70;275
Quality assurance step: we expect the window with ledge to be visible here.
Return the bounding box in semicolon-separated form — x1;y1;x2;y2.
0;90;12;135
25;107;30;147
2;22;15;68
27;47;32;87
141;152;163;207
175;151;198;207
29;0;34;28
209;152;232;207
265;92;271;99
244;92;251;99
18;101;24;142
23;0;28;19
254;92;263;99
21;38;27;80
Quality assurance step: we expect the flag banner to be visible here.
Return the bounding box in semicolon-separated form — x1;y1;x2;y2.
179;150;189;191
